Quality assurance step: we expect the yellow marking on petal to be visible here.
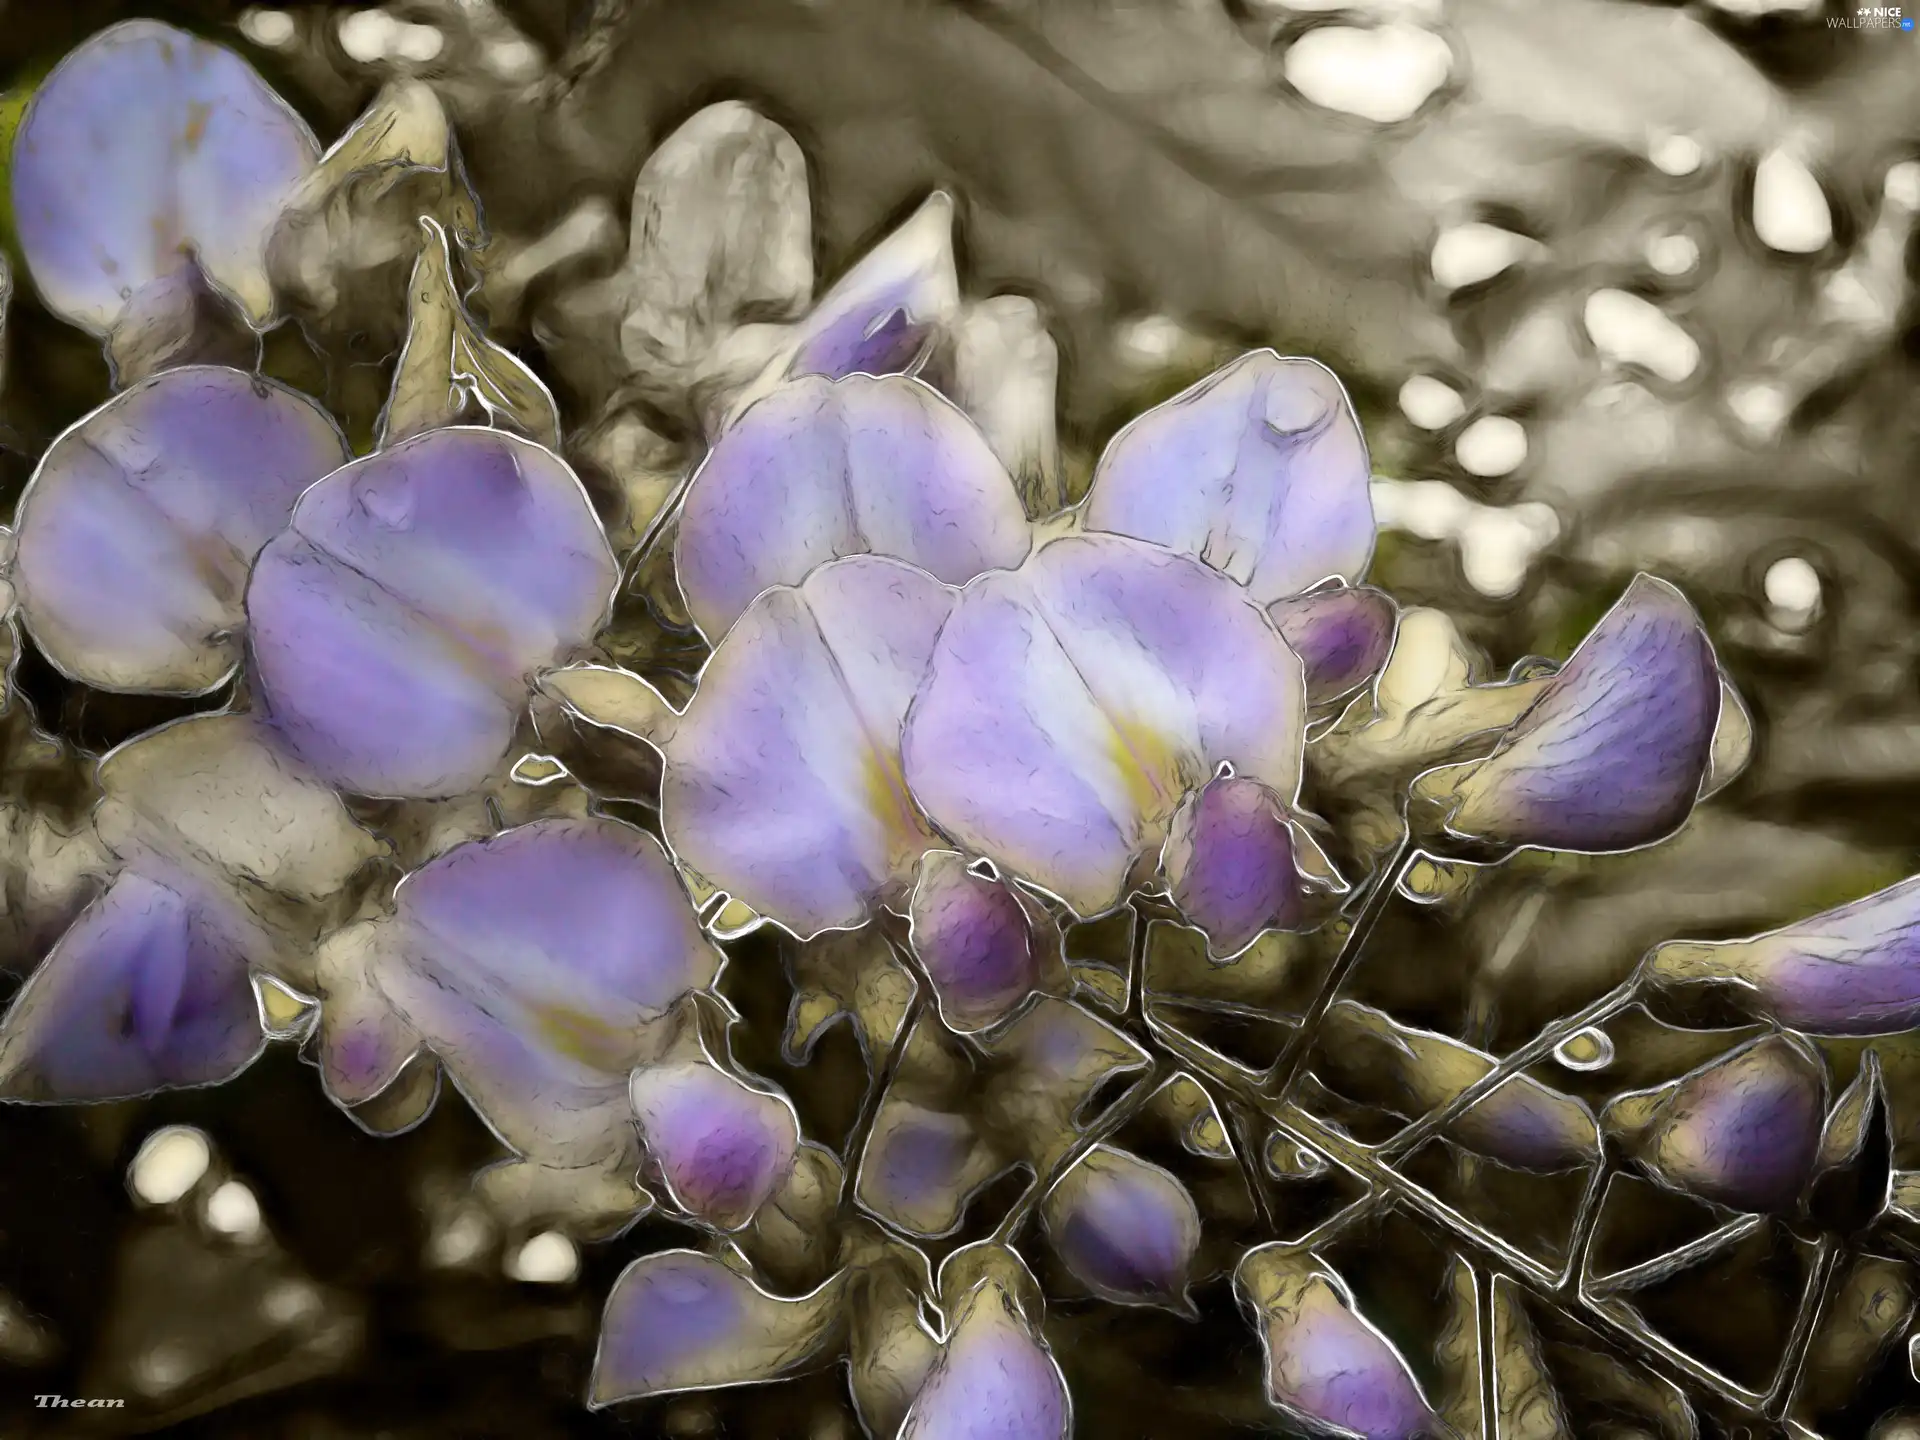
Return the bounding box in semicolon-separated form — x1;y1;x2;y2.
1104;712;1184;821
529;1003;637;1073
862;744;930;856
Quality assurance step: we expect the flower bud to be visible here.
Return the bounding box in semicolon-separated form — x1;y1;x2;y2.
909;851;1042;1032
1163;772;1343;960
1269;584;1398;708
1041;1145;1201;1313
1603;1033;1825;1214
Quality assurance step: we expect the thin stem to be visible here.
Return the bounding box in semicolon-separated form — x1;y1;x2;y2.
1378;973;1643;1164
837;985;927;1220
1262;831;1414;1098
991;1062;1169;1246
1475;1263;1498;1440
1766;1238;1842;1421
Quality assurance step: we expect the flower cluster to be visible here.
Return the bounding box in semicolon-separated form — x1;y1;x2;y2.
3;21;1918;1438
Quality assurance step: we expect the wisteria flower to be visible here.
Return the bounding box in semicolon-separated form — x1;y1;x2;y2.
1642;874;1920;1035
247;426;618;800
10;21;317;348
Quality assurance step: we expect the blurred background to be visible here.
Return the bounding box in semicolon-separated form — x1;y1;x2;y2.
0;0;1917;1434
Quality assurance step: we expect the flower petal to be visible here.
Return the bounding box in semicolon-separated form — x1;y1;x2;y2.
899;1279;1070;1440
903;533;1306;917
1163;774;1341;960
664;555;952;937
1081;352;1373;604
1041;1145;1201;1312
676;374;1029;640
378;818;719;1165
312;918;420;1109
95;713;383;906
11;20;317;335
780;192;958;383
1238;1247;1440;1440
629;1060;800;1230
247;427;617;798
946;296;1063;516
1433;574;1721;855
1268;585;1398;708
1642;874;1920;1036
908;852;1041;1033
857;1098;1004;1239
590;1250;844;1406
12;366;349;693
1603;1033;1825;1214
0;870;262;1101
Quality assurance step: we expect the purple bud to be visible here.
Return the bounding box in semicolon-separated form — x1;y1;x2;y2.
629;1060;800;1230
1604;1033;1825;1214
1162;773;1340;960
1426;574;1722;856
899;1279;1070;1440
1643;873;1920;1036
909;852;1041;1032
1042;1145;1201;1313
1238;1248;1441;1440
1269;585;1398;708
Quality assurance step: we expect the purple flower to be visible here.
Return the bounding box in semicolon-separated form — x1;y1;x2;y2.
675;374;1029;640
1642;874;1920;1035
10;21;317;339
775;192;958;384
0;869;261;1101
1239;1248;1441;1439
856;1096;1005;1239
1603;1034;1826;1214
898;1276;1071;1440
629;1057;801;1230
1269;584;1399;708
369;817;722;1166
903;533;1307;918
590;1250;844;1407
1080;351;1374;605
11;366;349;694
1416;574;1723;856
1162;771;1345;960
247;427;618;799
908;852;1043;1033
1041;1144;1202;1313
653;554;954;938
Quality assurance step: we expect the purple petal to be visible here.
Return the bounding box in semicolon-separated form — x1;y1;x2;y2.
378;818;719;1164
1268;585;1398;707
1437;574;1721;854
1606;1034;1825;1214
899;1281;1070;1440
1239;1250;1439;1440
629;1061;800;1230
313;918;422;1108
908;852;1040;1033
857;1099;1003;1238
1081;352;1374;604
676;373;1029;639
590;1250;842;1406
0;870;262;1101
1163;774;1331;960
783;193;958;382
902;533;1306;917
1644;874;1920;1036
247;427;617;798
12;366;348;693
664;555;951;937
11;21;317;335
1042;1145;1200;1312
